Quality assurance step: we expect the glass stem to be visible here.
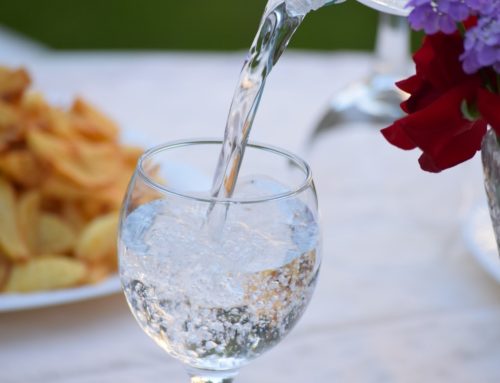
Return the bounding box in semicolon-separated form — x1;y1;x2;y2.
190;377;234;383
373;13;410;75
188;368;238;383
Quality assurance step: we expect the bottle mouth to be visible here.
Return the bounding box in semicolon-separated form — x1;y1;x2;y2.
137;138;313;205
355;0;410;16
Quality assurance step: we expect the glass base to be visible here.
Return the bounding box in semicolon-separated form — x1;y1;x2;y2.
187;368;239;383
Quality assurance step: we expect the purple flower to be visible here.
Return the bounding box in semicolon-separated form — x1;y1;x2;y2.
464;0;500;16
407;0;472;34
460;14;500;73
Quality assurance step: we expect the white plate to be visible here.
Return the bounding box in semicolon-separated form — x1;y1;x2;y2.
462;202;500;283
0;276;121;312
0;145;210;312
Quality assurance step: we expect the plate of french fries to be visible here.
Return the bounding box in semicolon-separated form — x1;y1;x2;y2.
0;66;154;311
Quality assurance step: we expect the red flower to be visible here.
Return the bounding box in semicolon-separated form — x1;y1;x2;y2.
477;89;500;135
381;32;488;172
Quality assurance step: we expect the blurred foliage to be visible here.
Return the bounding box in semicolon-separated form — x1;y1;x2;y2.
0;0;422;51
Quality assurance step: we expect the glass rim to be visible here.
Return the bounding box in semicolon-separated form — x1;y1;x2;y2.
137;138;313;205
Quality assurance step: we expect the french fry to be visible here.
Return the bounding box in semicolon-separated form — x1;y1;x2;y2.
86;263;112;284
21;91;50;120
0;257;9;291
47;108;78;140
18;190;41;254
0;67;30;101
80;199;108;221
75;212;119;262
71;98;119;142
0;66;150;293
27;129;122;188
121;145;143;168
0;149;45;187
97;172;133;209
107;250;118;271
41;174;91;201
0;101;24;151
0;176;29;261
61;202;88;232
5;256;87;292
38;213;76;254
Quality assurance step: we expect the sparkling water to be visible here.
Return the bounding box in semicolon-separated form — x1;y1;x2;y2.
119;177;321;370
120;0;411;374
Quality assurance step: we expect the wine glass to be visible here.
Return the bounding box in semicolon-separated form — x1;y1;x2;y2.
307;12;410;146
118;139;321;383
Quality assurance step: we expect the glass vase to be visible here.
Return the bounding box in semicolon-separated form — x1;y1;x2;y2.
481;128;500;256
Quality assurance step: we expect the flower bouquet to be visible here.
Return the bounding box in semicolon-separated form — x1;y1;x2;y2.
382;0;500;253
382;0;499;172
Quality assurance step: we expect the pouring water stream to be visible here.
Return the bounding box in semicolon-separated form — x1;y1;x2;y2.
207;0;409;228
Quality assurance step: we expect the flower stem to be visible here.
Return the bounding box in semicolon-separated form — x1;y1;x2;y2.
457;22;466;37
480;69;495;92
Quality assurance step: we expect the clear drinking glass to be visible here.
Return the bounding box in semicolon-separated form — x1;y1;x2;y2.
118;139;321;383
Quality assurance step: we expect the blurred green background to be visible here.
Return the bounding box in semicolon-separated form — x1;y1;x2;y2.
0;0;420;51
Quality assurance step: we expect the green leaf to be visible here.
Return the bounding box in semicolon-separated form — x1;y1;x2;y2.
460;99;481;122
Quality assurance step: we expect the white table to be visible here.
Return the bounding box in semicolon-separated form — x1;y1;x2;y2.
1;30;500;383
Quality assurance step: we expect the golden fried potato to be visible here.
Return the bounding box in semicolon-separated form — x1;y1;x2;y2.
61;202;87;232
38;213;76;254
0;257;9;291
18;190;41;254
27;129;123;188
21;91;50;121
86;263;112;284
71;98;119;142
0;101;24;151
79;199;109;221
75;212;119;262
0;65;148;292
41;174;90;201
0;176;29;261
0;67;30;101
121;145;143;168
47;108;77;140
0;149;45;187
96;172;133;209
5;256;87;292
42;173;130;209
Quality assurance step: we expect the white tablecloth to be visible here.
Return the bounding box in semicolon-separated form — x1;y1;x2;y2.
1;29;500;383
